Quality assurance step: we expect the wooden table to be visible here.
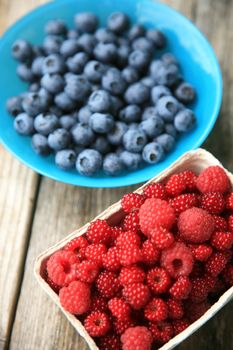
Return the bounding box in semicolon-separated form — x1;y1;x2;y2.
0;0;233;349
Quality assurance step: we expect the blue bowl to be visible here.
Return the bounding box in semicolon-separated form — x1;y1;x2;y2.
0;0;222;188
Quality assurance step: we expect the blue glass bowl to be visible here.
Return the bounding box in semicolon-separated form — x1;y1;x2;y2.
0;0;222;188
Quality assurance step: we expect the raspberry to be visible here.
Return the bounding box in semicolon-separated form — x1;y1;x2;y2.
87;219;112;244
169;276;192;300
151;226;174;249
46;276;61;294
59;281;91;315
169;193;199;214
141;240;160;265
64;236;88;260
91;295;108;312
76;260;99;283
203;274;217;290
201;192;225;214
172;319;189;335
179;170;197;191
144;298;168;322
98;334;121;350
96;271;120;299
226;193;233;210
149;321;173;344
123;211;140;232
211;231;233;251
121;192;145;213
113;317;135;335
123;283;151;309
108;298;131;321
178;207;215;243
119;265;146;286
190;261;203;278
85;243;107;266
103;247;121;271
196;166;230;194
143;183;167;199
110;226;123;245
210;278;226;294
185;301;210;322
167;298;184;319
121;326;153;350
115;231;141;248
228;215;233;232
222;264;233;286
165;174;186;197
147;267;171;294
84;311;110;337
139;198;176;235
161;242;194;279
189;244;213;262
47;250;79;287
118;243;142;266
205;252;228;276
213;215;228;231
189;277;208;302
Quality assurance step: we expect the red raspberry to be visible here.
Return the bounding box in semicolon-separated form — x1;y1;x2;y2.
119;266;146;286
189;277;208;302
46;276;61;294
121;326;153;350
151;226;174;249
139;198;176;236
210;278;226;295
147;267;171;294
167;298;184;319
123;210;140;232
141;240;160;265
91;294;108;313
189;244;213;262
228;215;233;232
179;170;197;191
226;193;233;210
185;300;210;322
98;334;121;350
123;283;151;309
178;207;215;243
64;236;88;260
110;226;123;245
149;321;173;344
102;247;121;272
172;319;189;335
222;264;233;286
190;261;203;278
96;271;120;299
84;311;110;337
165;174;186;197
161;242;194;279
201;192;225;214
144;298;168;322
196;166;230;194
113;317;135;335
85;243;107;266
76;260;99;283
47;250;79;287
118;243;142;266
169;276;192;300
115;231;141;248
205;251;228;276
87;219;112;244
203;274;217;291
143;183;167;199
169;193;199;214
121;192;145;213
211;231;233;251
213;215;228;231
108;298;131;321
59;281;91;315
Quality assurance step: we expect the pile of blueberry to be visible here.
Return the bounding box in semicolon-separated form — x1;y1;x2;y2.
7;12;196;176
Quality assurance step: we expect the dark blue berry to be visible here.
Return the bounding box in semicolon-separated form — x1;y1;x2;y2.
29;82;40;93
76;149;102;176
75;12;98;33
7;96;23;116
32;133;51;155
59;115;76;130
17;64;35;82
55;92;77;112
157;96;180;122
162;53;179;66
48;128;70;151
107;121;128;146
120;151;142;170
119;105;141;123
155;133;175;153
88;90;112;113
110;96;124;116
151;85;171;104
165;123;177;138
117;45;131;67
42;54;65;74
31;56;44;76
66;52;89;74
103;153;125;176
142;107;158;121
132;37;154;55
122;66;139;84
107;12;129;34
91;136;111;155
140;116;164;138
123;129;147;153
71;123;95;146
67;29;80;40
174;109;196;132
141;76;155;88
22;92;47;117
14;113;34;135
150;60;179;86
84;60;106;83
32;45;45;57
142;142;164;164
102;68;126;96
174;82;196;104
55;149;76;169
125;82;150;105
146;29;166;49
128;25;145;41
49;105;63;117
43;36;63;55
77;34;96;55
41;73;65;94
45;20;67;36
65;75;91;102
12;39;33;62
60;39;80;58
94;43;118;64
89;113;114;133
34;113;59;135
39;88;53;108
78;105;92;124
129;50;151;71
95;28;117;44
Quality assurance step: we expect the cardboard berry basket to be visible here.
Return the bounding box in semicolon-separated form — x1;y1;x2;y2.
34;148;233;350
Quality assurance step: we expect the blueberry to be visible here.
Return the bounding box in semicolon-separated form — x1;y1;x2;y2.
94;43;118;64
48;128;70;151
95;28;117;44
66;52;89;74
32;45;45;57
31;56;44;76
174;109;196;132
29;82;40;93
91;136;111;154
103;153;125;175
76;149;102;176
43;36;63;55
107;121;128;145
67;29;80;40
22;92;47;117
17;64;35;82
84;60;106;83
128;122;139;130
165;123;178;138
102;68;126;96
60;39;80;59
128;25;145;41
6;96;23;116
89;113;114;133
88;90;112;113
151;85;171;104
124;83;150;105
140;116;164;138
157;96;180;122
14;113;34;135
120;151;142;170
162;53;179;66
71;123;95;146
107;12;129;33
32;133;51;155
150;61;179;86
141;76;155;88
129;50;151;71
39;88;53;108
34;113;59;135
12;39;33;62
142;142;164;164
55;149;76;169
174;82;196;104
45;20;67;36
119;105;141;123
41;73;65;94
75;12;98;33
42;54;65;74
78;34;96;55
49;105;63;117
117;45;131;68
146;29;166;49
78;105;92;123
73;145;85;155
55;92;77;112
142;107;158;121
122;66;139;84
65;75;91;102
60;115;76;130
123;129;147;153
115;146;124;156
110;96;124;116
155;133;176;153
132;37;154;55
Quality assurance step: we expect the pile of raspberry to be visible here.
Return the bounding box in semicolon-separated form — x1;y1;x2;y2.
45;165;233;350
